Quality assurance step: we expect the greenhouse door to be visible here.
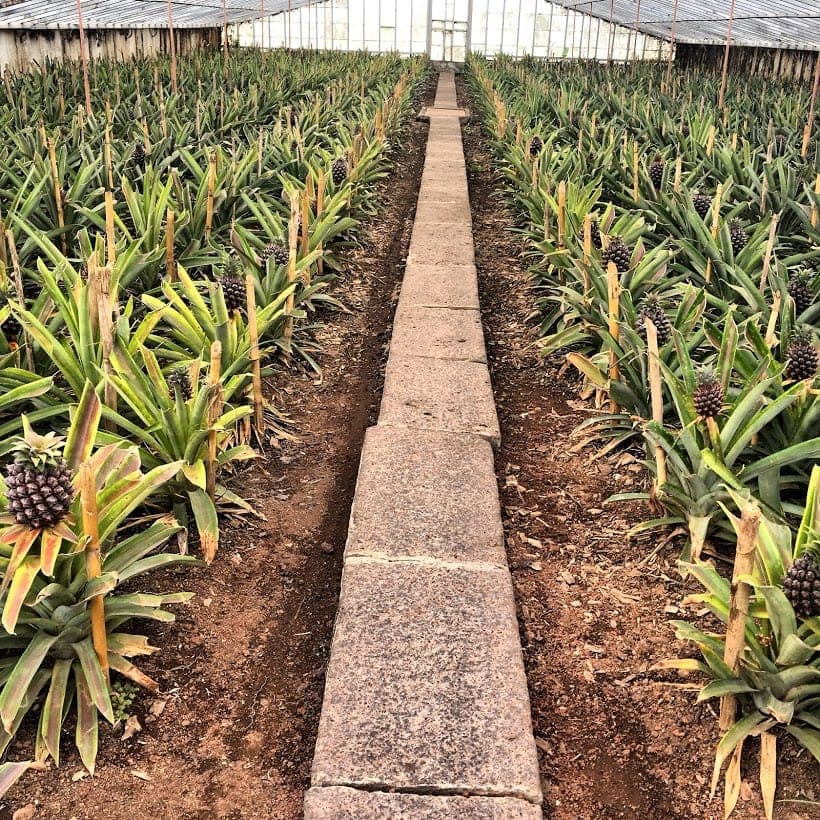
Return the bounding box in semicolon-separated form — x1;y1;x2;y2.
428;0;471;62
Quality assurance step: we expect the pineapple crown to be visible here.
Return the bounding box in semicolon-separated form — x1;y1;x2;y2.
789;326;816;347
789;267;813;285
695;367;720;389
221;257;241;279
11;417;67;470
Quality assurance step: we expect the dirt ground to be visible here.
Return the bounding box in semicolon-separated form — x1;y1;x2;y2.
1;81;433;820
459;75;819;820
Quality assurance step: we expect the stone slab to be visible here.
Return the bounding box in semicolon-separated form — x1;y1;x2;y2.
408;222;475;266
413;197;472;225
379;355;500;446
304;787;543;819
390;305;486;363
398;262;480;310
417;182;471;205
310;560;541;804
345;426;504;565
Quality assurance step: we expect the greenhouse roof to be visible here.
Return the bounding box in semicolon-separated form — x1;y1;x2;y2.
0;0;309;29
551;0;820;51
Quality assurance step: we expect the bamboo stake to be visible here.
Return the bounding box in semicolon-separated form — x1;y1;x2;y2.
646;318;667;488
75;0;92;116
246;276;265;435
719;505;760;731
205;340;223;504
47;138;67;255
167;0;178;95
718;0;737;111
165;208;176;281
802;51;820;158
607;260;620;413
205;152;217;239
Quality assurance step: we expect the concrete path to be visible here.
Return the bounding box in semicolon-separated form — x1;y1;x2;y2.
303;70;542;820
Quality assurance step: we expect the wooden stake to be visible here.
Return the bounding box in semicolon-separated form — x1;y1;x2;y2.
300;188;310;260
104;191;116;266
104;98;114;191
205;152;217;239
646;318;667;488
205;340;223;504
632;142;639;203
718;0;737;111
802;51;820;158
607;260;620;412
165;208;176;281
765;292;781;349
79;461;110;684
75;0;93;116
719;505;760;731
246;276;265;434
673;156;683;192
581;215;591;292
557;181;566;247
284;193;299;349
316;170;325;277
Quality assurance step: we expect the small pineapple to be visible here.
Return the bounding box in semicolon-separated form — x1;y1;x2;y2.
133;142;147;172
785;329;818;381
636;297;672;346
4;420;74;529
692;191;712;220
728;220;748;256
1;291;21;341
787;269;815;316
783;551;820;618
528;136;543;157
167;368;192;401
681;123;690;138
693;369;723;419
601;237;631;273
331;158;348;185
219;259;245;313
649;159;664;190
260;242;289;268
590;220;602;249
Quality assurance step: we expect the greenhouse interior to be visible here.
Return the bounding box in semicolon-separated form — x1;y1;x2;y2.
0;0;817;818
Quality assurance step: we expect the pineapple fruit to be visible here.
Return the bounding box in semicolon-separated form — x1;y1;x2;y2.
693;370;723;419
783;551;820;618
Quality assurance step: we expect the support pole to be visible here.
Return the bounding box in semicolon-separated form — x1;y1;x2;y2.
222;0;228;69
632;0;641;62
167;0;178;94
75;0;92;116
718;0;737;110
606;0;614;65
665;0;679;91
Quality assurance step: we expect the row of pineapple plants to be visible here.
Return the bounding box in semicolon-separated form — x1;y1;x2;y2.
0;47;430;793
468;54;819;814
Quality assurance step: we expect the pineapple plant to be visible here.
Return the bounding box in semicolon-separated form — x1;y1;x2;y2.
167;368;193;401
783;550;820;618
331;158;348;185
260;242;290;268
728;220;748;255
601;236;631;273
649;158;664;190
636;297;672;345
787;268;815;315
528;135;543;157
692;369;723;419
692;190;712;220
3;419;74;529
785;328;818;381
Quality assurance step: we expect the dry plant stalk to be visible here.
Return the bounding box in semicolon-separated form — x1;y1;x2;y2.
607;260;620;413
719;504;760;732
104;191;116;265
557;181;566;247
165;208;176;281
284;193;300;348
245;275;265;434
205;152;217;239
205;340;223;510
645;318;667;487
47;138;67;254
79;461;110;683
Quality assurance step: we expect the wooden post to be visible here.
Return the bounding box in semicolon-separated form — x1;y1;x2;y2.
607;260;620;413
718;0;737;110
646;318;667;488
165;208;176;281
719;505;761;731
802;51;820;158
167;0;178;95
664;0;679;92
79;462;110;684
205;340;223;504
246;276;265;434
75;0;93;116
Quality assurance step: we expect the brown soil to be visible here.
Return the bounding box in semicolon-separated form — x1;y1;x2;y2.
459;75;820;820
2;82;433;820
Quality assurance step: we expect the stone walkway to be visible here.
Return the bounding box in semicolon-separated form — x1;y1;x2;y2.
303;70;542;819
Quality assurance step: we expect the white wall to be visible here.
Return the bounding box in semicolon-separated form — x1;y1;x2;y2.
235;0;668;61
